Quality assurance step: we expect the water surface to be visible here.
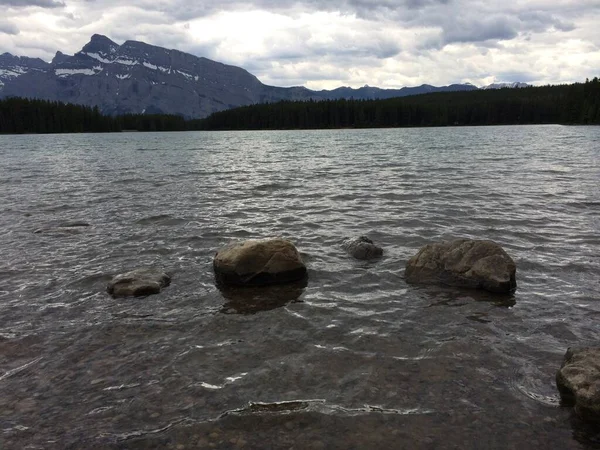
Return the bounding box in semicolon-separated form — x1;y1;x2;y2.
1;126;599;449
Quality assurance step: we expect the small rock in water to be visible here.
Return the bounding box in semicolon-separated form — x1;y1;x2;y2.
341;236;383;260
405;238;517;293
556;347;600;422
107;268;171;298
213;238;307;286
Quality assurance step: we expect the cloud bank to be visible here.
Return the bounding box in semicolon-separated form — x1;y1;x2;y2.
0;0;598;88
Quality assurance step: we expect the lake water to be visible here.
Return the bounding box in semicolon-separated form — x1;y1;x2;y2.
0;126;599;449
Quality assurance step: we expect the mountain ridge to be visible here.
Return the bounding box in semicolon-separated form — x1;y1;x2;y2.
0;35;528;119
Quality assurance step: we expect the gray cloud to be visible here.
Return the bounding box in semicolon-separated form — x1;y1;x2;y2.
124;0;453;21
0;20;19;35
518;11;575;33
0;0;64;7
1;0;598;88
442;15;519;45
121;0;584;52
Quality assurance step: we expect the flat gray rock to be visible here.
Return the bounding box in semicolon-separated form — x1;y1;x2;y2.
556;347;600;422
405;239;517;293
341;236;383;260
107;268;170;298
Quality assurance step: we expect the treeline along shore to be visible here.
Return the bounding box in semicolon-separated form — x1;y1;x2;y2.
1;77;599;134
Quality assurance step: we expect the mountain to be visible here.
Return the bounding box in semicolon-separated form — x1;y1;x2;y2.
0;53;49;90
0;35;482;118
483;82;530;90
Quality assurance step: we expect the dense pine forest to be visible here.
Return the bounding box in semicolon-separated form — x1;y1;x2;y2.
0;98;119;133
0;98;188;134
198;77;600;130
1;77;599;134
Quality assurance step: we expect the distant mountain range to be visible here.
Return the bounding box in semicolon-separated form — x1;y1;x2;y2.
0;35;530;119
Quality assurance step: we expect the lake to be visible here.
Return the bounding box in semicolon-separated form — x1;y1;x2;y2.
0;126;599;449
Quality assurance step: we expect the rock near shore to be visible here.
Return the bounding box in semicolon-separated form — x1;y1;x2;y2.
556;347;600;422
214;238;307;286
107;268;171;298
405;239;517;293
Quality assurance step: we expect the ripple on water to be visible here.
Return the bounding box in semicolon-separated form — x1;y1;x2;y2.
0;126;598;449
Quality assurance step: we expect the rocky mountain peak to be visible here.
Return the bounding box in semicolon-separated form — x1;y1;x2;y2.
89;34;118;47
0;53;16;67
51;51;71;65
80;34;119;60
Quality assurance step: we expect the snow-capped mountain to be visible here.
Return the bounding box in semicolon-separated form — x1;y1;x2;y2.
483;82;530;90
0;34;273;118
0;35;516;118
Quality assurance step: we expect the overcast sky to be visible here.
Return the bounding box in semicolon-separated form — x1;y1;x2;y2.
1;0;599;89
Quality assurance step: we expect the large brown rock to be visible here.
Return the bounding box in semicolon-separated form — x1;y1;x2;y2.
405;239;517;293
107;268;171;298
214;238;307;286
556;347;600;422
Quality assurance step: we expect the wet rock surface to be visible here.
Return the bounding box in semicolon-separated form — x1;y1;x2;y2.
341;236;383;260
405;239;517;293
214;238;307;286
107;268;171;298
556;347;600;422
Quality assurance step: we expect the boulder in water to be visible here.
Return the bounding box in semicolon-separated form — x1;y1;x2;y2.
342;236;383;260
214;238;307;286
405;239;516;293
556;347;600;422
107;268;171;298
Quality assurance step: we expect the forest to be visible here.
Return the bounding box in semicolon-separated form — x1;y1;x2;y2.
0;77;599;134
0;98;189;134
197;77;600;130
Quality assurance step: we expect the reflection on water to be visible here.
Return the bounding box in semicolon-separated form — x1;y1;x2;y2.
0;126;599;449
219;279;308;315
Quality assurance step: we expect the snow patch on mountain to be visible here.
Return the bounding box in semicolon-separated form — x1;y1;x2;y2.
114;58;138;66
0;67;27;78
83;52;113;64
55;68;97;77
177;70;194;80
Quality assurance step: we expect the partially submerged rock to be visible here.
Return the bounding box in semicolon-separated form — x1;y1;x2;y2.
342;236;383;260
34;221;91;234
107;268;171;298
405;239;516;293
556;347;600;422
214;238;307;286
